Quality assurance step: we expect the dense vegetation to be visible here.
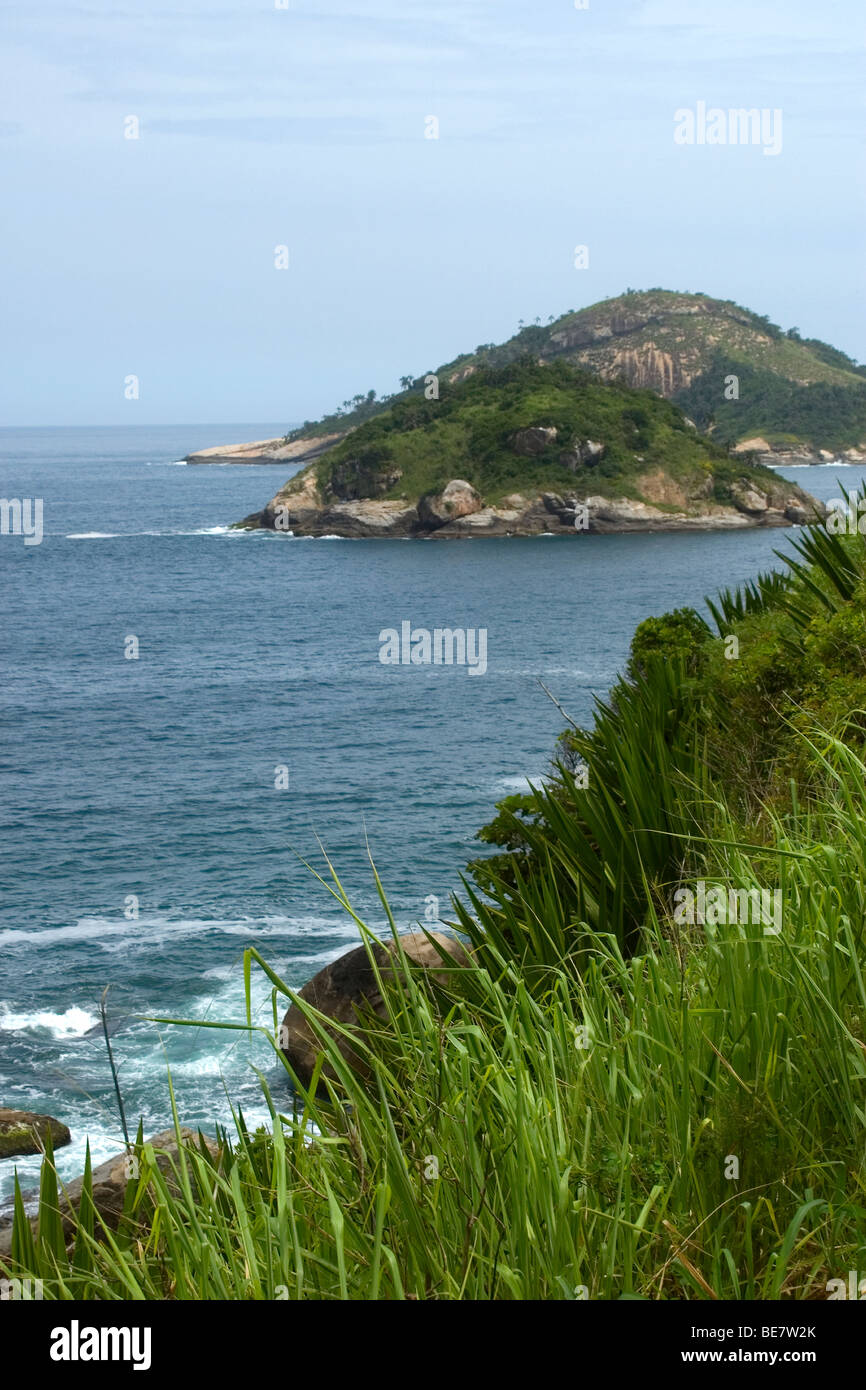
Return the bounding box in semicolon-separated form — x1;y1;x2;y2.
5;500;866;1300
675;355;866;451
311;357;777;508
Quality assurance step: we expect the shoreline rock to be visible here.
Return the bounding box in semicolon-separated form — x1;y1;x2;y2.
0;1108;71;1160
732;439;866;469
0;1127;220;1259
184;432;344;466
237;473;824;540
280;932;471;1090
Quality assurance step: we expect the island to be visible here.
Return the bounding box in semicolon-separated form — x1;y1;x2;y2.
232;357;821;538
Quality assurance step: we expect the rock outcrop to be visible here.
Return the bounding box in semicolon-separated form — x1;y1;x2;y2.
560;440;606;470
417;479;482;527
185;432;344;466
733;438;866;468
0;1108;71;1159
280;932;471;1090
240;471;823;539
512;426;559;456
0;1127;220;1258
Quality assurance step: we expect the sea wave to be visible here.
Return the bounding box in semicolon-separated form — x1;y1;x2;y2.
494;774;547;793
0;913;365;952
0;1004;97;1037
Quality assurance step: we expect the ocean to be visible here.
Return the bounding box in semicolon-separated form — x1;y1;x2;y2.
1;423;862;1197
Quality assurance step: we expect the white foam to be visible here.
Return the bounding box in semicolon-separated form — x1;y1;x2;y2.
65;532;118;539
0;1004;97;1037
495;774;546;793
0;913;364;952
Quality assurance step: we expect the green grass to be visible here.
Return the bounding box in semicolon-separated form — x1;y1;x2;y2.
4;741;866;1301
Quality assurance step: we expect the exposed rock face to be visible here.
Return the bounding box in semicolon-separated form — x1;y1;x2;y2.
548;311;713;395
314;500;420;537
242;467;823;539
0;1128;220;1258
329;459;403;501
785;503;811;524
280;932;471;1090
418;479;483;527
733;437;772;455
185;433;344;466
608;344;686;395
0;1108;71;1159
731;481;770;513
733;438;866;468
560;440;606;470
511;426;558;455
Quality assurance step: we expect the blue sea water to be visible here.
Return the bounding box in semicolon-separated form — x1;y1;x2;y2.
1;424;862;1196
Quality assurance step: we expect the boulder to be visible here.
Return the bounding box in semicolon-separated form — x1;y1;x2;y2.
560;440;606;471
317;499;418;537
0;1108;70;1159
280;932;471;1089
511;426;558;456
0;1127;220;1258
730;481;769;514
417;479;482;528
541;491;566;514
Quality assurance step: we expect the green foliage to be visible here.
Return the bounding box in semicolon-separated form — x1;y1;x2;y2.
627;607;710;679
5;792;866;1300
675;354;866;451
312;356;751;507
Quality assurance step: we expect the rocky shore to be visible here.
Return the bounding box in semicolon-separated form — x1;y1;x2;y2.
732;438;866;469
236;468;823;539
185;433;340;466
0;933;465;1256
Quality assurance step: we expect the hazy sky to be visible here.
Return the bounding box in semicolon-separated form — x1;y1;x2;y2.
1;0;863;427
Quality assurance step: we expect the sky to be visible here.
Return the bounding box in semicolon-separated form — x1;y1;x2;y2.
0;0;864;428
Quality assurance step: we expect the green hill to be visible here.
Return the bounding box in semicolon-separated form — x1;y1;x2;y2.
239;357;820;537
284;290;866;459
